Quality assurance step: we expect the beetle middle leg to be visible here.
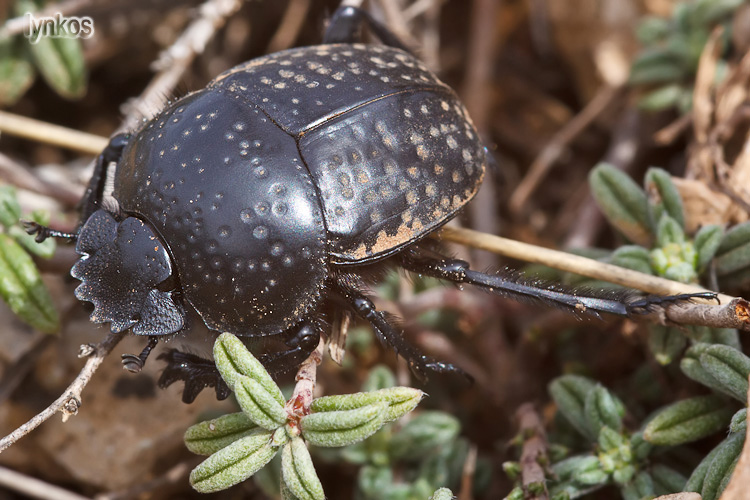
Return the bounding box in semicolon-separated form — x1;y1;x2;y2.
324;5;409;51
398;248;718;318
157;321;321;403
331;279;471;382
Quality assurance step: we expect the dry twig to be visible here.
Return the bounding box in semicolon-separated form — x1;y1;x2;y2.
515;403;549;500
119;0;244;131
265;0;312;53
94;460;195;500
509;85;625;216
458;444;478;500
462;0;501;271
285;337;326;424
0;466;90;500
0;110;108;155
0;331;127;454
0;151;83;207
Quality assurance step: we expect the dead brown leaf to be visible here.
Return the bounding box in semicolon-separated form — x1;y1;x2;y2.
671;177;748;232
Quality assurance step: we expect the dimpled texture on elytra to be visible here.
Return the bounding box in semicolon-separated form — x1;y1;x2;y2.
211;43;486;263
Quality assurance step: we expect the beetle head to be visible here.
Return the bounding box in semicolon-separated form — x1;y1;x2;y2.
72;208;185;335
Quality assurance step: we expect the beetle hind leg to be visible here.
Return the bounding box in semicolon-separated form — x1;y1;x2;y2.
399;249;718;318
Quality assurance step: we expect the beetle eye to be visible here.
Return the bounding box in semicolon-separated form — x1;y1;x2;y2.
72;209;185;336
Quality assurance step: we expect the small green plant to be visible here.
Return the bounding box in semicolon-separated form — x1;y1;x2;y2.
532;372;745;500
587;163;750;365
0;184;58;333
300;365;488;500
630;0;743;112
184;333;430;497
509;163;750;500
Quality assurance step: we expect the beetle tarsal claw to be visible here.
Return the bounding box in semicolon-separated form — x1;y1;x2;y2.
71;209;185;337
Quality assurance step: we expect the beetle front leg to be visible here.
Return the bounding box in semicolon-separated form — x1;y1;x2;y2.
324;5;409;51
332;280;471;383
121;336;160;373
399;250;718;318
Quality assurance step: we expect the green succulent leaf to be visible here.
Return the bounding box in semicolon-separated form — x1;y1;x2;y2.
551;454;599;482
643;395;732;446
630;432;653;462
630;48;689;85
549;375;598;440
309;387;423;423
638;84;687;111
655;214;686;247
301;401;388;448
429;487;456;500
680;344;735;398
651;463;687;495
589;163;653;246
701;430;744;500
0;186;22;228
234;375;288;430
361;365;396;392
636;16;671;44
213;333;285;406
281;437;324;500
185;412;260;456
611;245;654;275
189;430;278;493
389;411;461;461
694;224;724;272
585;385;625;435
686;326;741;349
612;464;635;486
698;344;750;403
645;168;685;230
0;234;58;333
685;437;724;494
572;455;608;486
648;325;687;365
715;222;750;277
620;470;655;500
597;426;625;452
730;408;747;435
0;35;35;106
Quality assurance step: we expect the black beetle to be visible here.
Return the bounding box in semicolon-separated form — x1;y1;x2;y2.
28;6;713;403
